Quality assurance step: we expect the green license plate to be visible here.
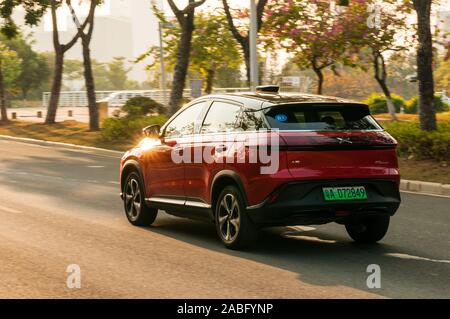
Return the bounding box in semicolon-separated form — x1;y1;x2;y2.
323;186;368;201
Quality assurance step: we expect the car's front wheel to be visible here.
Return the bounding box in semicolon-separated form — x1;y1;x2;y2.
345;215;390;243
123;172;158;226
215;186;258;249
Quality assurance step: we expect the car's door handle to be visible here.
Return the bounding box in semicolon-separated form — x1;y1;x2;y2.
174;147;184;156
215;145;228;153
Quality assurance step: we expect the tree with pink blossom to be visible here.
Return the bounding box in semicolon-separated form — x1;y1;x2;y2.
263;0;354;95
337;0;412;120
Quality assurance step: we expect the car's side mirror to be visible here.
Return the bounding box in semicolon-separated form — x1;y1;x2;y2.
143;125;161;138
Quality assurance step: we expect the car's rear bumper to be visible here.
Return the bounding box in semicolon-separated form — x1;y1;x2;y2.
247;179;401;226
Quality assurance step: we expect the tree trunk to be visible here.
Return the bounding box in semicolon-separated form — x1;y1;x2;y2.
376;78;398;121
242;40;251;86
82;40;99;131
205;69;215;95
373;51;397;120
413;0;436;131
46;50;64;124
0;60;8;122
169;19;195;115
312;67;324;95
222;0;267;86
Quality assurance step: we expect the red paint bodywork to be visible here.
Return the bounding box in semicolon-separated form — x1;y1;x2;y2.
120;130;400;207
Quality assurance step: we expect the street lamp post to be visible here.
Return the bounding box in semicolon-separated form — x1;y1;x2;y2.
249;0;259;91
158;22;168;107
158;22;177;107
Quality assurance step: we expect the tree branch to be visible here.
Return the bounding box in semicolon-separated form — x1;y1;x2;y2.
256;0;268;32
180;0;207;14
86;1;97;39
64;0;96;51
222;0;246;46
373;50;382;81
50;0;61;49
167;0;184;25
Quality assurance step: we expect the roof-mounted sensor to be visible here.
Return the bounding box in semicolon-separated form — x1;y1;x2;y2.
255;85;280;94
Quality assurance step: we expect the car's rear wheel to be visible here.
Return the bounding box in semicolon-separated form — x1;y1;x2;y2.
215;186;258;249
123;172;158;226
345;215;390;243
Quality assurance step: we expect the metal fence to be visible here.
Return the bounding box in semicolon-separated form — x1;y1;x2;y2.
42;88;250;108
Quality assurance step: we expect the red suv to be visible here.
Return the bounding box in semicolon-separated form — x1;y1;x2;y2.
120;88;401;249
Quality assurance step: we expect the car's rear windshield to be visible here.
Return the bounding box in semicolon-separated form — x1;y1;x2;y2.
265;104;382;131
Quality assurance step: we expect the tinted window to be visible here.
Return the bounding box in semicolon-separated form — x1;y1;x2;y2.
265;104;382;131
239;110;267;131
201;102;241;134
165;102;206;138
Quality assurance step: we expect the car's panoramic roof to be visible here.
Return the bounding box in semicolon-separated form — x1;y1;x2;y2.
202;92;365;110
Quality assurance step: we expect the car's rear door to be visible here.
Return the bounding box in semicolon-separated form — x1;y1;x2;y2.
143;101;207;203
183;100;243;206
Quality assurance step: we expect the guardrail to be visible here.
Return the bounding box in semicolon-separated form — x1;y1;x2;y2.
42;88;250;108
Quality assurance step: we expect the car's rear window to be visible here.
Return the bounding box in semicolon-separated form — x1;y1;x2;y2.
265;104;382;131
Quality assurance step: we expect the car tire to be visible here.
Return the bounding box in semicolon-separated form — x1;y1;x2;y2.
214;185;258;249
123;172;158;226
345;215;390;244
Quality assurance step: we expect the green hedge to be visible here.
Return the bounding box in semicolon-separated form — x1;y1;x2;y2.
363;93;406;114
101;115;168;142
122;96;166;117
404;96;449;114
383;122;450;162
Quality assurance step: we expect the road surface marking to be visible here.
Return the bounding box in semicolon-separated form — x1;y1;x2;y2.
289;226;317;232
386;253;450;264
284;234;337;244
0;206;23;214
88;166;105;168
401;190;450;199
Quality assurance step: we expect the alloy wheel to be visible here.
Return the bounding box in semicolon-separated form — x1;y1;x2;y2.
125;178;141;221
217;193;241;243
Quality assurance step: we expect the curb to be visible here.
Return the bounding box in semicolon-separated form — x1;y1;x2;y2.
1;134;449;198
400;180;450;197
0;135;124;157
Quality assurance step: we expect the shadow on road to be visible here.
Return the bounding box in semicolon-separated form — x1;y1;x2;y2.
1;145;448;299
148;214;450;299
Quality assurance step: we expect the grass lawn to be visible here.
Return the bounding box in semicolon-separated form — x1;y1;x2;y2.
398;157;449;185
0;120;134;152
375;111;450;122
0;120;449;184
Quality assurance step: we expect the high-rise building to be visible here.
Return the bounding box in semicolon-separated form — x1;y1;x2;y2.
14;0;161;83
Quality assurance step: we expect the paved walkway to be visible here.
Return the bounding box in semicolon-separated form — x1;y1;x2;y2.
7;107;120;124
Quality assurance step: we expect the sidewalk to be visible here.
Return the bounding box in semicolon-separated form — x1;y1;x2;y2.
7;107;120;124
401;180;450;197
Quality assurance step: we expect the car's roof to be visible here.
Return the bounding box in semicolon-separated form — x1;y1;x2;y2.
198;92;366;110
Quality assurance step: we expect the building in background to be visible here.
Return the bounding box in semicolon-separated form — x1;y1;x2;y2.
14;0;161;85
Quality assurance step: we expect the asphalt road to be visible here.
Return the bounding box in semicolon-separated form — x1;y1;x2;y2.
0;138;449;299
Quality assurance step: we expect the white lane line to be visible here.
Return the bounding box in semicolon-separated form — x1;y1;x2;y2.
284;234;337;244
88;166;105;168
288;226;317;232
108;181;120;185
400;190;450;199
0;206;23;214
386;253;450;264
